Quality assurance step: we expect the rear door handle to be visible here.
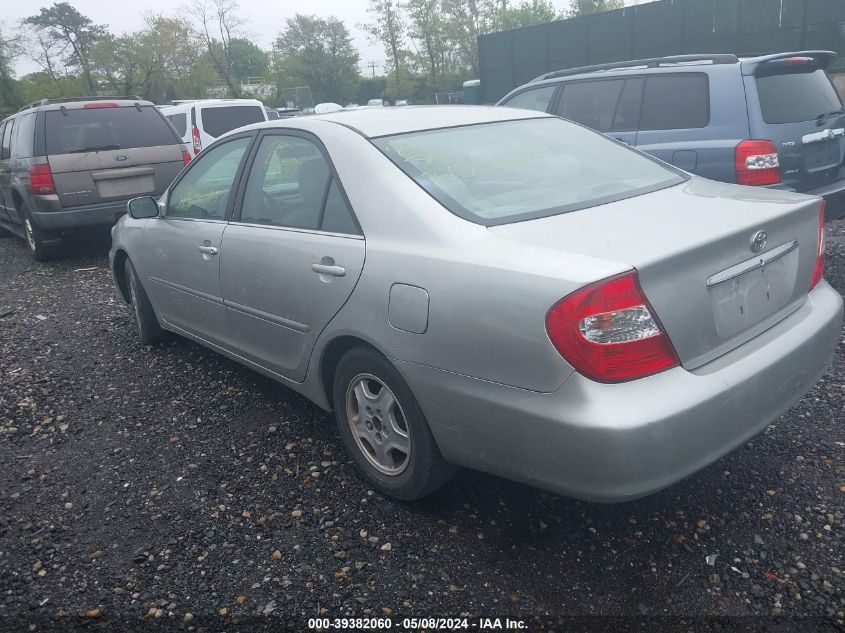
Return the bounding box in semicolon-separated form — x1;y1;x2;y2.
311;263;346;277
197;245;218;255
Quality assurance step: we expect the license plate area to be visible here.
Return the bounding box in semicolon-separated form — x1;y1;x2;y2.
802;138;841;173
708;244;799;339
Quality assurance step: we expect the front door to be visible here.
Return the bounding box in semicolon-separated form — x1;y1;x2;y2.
220;132;365;381
138;134;253;351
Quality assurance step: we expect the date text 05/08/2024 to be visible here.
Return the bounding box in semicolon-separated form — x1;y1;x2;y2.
307;617;528;630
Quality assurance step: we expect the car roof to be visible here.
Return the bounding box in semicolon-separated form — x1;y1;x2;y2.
294;105;550;138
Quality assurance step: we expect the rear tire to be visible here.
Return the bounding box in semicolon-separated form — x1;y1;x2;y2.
333;347;456;500
125;258;165;345
22;205;54;261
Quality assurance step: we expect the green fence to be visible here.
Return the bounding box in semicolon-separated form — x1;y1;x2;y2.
478;0;845;103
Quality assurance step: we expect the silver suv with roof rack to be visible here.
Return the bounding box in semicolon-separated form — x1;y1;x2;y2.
498;51;845;219
0;96;189;259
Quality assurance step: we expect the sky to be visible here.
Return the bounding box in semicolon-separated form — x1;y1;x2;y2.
4;0;584;77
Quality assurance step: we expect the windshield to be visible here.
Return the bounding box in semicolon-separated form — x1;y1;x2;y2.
373;118;685;225
45;106;178;154
756;69;843;124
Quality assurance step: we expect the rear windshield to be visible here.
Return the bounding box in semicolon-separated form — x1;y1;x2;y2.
45;106;178;154
200;106;264;138
373;118;685;225
756;69;843;124
166;112;187;136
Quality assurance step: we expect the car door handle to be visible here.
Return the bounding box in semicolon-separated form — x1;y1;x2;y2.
311;263;346;277
197;245;218;255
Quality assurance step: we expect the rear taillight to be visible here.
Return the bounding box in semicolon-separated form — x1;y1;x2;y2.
83;102;118;109
735;139;781;186
811;200;826;289
546;270;679;383
181;149;192;167
192;126;201;155
29;164;55;195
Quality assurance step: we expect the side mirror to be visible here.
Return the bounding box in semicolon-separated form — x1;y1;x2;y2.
127;196;159;219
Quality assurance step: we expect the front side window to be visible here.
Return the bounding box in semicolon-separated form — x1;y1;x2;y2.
240;135;358;233
1;119;13;159
501;86;556;112
639;74;709;131
168;136;251;220
374;117;685;226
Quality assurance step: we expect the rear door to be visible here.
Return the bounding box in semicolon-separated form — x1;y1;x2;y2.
197;104;267;150
220;131;365;382
553;77;642;146
745;59;845;193
44;105;184;209
0;120;10;223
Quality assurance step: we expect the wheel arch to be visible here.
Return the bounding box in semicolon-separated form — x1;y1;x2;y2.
112;249;131;303
318;335;387;411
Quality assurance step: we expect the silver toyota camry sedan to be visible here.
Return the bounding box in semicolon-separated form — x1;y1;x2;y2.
110;106;843;502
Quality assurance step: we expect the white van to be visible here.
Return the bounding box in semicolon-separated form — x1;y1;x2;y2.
159;99;268;159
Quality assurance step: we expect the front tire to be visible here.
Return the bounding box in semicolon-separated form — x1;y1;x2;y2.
333;347;456;500
125;258;165;345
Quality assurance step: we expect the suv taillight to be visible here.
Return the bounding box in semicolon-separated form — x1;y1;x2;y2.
192;125;202;155
546;270;679;383
29;164;55;195
181;149;192;167
811;200;826;289
735;139;781;186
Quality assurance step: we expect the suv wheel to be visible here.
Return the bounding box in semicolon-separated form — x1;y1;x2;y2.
22;206;53;261
125;258;165;345
332;347;456;500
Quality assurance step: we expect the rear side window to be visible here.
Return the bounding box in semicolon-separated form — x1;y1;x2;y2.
501;86;556;112
13;113;37;158
756;69;843;124
1;120;14;159
556;80;625;132
639;74;709;131
201;106;265;138
167;112;187;137
44;106;178;154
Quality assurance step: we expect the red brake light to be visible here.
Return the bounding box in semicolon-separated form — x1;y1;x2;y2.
735;139;781;186
29;164;55;195
192;126;202;155
546;270;679;383
181;149;192;167
83;102;118;109
811;200;826;289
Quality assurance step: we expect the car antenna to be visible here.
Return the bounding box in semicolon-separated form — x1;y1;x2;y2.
60;105;68;117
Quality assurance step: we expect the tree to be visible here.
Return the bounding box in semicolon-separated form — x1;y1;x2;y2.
403;0;451;84
274;15;360;104
228;38;269;81
0;30;22;113
25;2;106;93
363;0;408;98
566;0;624;17
190;0;246;97
442;0;499;75
499;0;560;29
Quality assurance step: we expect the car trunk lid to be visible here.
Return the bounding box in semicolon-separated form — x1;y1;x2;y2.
489;177;822;370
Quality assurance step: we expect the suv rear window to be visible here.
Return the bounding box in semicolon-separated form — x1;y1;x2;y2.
200;106;264;138
373;118;685;226
639;74;709;130
45;106;178;154
756;69;843;124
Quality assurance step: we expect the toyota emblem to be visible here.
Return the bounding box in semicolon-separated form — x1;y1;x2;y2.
750;230;768;253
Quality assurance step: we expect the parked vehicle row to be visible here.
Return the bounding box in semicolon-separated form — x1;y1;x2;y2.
110;106;842;502
499;51;845;219
159;98;268;158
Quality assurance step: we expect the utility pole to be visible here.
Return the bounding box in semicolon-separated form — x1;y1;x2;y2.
367;61;378;78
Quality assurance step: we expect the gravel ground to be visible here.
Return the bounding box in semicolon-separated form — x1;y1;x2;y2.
0;223;843;633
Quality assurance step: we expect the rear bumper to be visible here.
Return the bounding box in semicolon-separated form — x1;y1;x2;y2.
30;200;129;231
399;281;843;502
802;177;845;221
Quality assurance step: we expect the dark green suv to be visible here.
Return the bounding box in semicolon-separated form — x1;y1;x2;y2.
0;96;189;259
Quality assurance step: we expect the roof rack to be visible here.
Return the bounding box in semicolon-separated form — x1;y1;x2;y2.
531;54;739;83
18;95;143;112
